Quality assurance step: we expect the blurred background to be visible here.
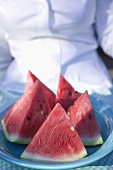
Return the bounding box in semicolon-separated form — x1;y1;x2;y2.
98;47;113;80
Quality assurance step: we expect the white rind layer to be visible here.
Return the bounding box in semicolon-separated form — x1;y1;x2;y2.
21;149;87;162
1;119;31;144
81;135;103;146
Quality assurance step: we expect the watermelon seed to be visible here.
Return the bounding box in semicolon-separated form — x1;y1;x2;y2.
70;126;75;131
40;104;43;109
67;111;70;116
27;116;31;121
40;110;44;115
26;122;28;125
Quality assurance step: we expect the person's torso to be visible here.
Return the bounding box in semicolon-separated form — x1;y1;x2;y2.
0;0;96;41
1;0;108;93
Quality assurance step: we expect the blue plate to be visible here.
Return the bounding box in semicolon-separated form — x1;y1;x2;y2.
0;96;113;169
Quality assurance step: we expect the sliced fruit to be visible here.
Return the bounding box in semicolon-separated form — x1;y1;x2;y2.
56;73;80;111
25;70;56;110
1;79;51;144
21;103;87;162
68;90;103;146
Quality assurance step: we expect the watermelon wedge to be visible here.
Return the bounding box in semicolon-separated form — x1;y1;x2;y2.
1;79;51;144
55;74;81;111
67;90;103;146
24;70;56;110
21;103;87;162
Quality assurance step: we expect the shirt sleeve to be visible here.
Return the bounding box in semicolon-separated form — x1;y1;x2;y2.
95;0;113;58
0;20;13;84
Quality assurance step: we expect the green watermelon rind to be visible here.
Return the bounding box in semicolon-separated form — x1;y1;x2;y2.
1;119;31;144
21;149;87;162
81;135;103;146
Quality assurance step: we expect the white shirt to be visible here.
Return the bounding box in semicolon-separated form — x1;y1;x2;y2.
0;24;12;84
0;0;113;93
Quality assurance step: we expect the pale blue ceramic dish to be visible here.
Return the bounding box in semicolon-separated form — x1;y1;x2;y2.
0;96;113;170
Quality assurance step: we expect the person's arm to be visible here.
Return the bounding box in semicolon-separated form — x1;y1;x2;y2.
0;23;12;84
96;0;113;58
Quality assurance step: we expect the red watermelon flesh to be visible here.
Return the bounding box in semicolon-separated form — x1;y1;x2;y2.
21;103;87;162
56;73;81;111
25;70;56;110
1;79;51;144
68;90;103;146
24;70;37;92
